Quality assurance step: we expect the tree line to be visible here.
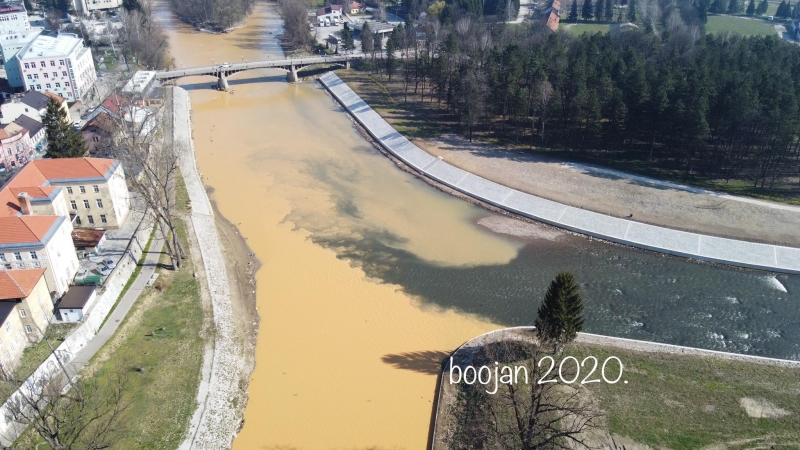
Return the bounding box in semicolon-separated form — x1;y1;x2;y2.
361;6;800;193
170;0;256;31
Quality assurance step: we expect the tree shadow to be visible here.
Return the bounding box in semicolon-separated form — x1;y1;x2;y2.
381;350;451;375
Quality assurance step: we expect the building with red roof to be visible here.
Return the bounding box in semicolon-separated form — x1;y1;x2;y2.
0;268;51;347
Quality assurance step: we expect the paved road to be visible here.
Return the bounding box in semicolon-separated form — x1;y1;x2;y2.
68;235;165;371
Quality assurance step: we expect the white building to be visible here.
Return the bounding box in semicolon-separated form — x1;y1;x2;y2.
1;29;41;87
75;0;123;14
0;2;30;37
316;5;342;25
15;31;97;101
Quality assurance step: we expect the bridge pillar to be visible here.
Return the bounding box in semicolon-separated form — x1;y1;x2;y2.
345;59;350;69
286;64;299;83
218;71;229;91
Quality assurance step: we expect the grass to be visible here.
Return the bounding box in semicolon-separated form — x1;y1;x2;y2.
12;323;78;381
567;23;610;35
565;344;800;448
15;172;205;450
706;15;777;36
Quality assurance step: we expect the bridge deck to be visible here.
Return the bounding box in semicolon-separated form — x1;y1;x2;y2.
156;55;361;80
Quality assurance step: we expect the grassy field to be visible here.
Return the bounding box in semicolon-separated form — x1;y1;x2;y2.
566;344;800;448
12;323;78;381
15;171;205;449
567;23;610;35
706;15;777;36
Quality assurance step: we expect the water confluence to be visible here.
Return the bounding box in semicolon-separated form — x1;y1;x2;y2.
155;3;799;448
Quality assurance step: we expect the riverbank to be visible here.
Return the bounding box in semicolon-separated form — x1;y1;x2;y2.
433;328;800;449
319;72;800;274
337;70;800;248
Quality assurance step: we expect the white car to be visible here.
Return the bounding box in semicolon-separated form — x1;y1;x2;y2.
76;268;89;280
97;264;111;276
104;258;116;269
221;62;232;68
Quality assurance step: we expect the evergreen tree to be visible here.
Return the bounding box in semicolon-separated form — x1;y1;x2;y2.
568;0;579;21
595;0;605;19
709;0;725;12
361;22;373;54
627;0;637;21
43;99;87;159
605;0;614;20
582;0;594;19
728;0;741;12
698;0;709;21
793;0;800;17
535;272;586;346
756;0;768;14
385;37;397;80
122;0;141;11
776;0;788;16
746;0;755;14
342;23;355;51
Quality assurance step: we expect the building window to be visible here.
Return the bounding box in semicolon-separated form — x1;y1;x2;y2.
75;216;81;225
49;60;55;66
52;72;56;78
79;186;86;193
36;84;41;90
87;215;94;224
13;252;21;261
67;186;73;194
92;185;99;193
0;254;5;262
96;199;103;208
29;251;37;260
33;73;38;79
19;309;26;318
70;200;76;210
23;63;28;69
65;82;70;86
32;261;41;268
62;71;67;76
59;60;64;65
55;82;60;88
26;74;31;80
100;214;107;224
45;83;51;89
25;325;32;334
83;200;89;209
5;323;10;333
43;73;48;79
39;61;45;68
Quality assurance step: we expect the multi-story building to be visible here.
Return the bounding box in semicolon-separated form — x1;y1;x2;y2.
0;121;33;171
75;0;123;13
0;268;52;371
0;1;30;37
1;29;41;87
0;215;78;297
0;158;130;229
15;31;97;101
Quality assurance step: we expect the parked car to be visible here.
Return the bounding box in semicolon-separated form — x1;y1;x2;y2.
221;62;232;68
97;264;111;276
76;268;89;280
104;258;116;269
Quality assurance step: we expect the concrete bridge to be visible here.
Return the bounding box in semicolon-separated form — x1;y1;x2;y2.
155;55;362;90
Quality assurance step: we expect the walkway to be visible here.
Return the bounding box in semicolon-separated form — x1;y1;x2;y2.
156;55;360;82
318;72;800;274
68;235;165;371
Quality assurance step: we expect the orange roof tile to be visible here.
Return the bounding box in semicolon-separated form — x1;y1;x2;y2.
0;216;59;245
43;91;66;105
0;189;21;217
29;158;115;181
9;187;55;199
0;269;46;300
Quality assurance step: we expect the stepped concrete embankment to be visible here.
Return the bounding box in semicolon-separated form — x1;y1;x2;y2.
318;72;800;275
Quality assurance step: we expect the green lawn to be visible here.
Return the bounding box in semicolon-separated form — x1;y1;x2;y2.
706;15;777;36
12;323;78;381
567;23;610;35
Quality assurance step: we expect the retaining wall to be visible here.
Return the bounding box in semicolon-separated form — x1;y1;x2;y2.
318;72;800;275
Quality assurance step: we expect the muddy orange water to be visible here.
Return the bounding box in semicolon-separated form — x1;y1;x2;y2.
155;3;520;448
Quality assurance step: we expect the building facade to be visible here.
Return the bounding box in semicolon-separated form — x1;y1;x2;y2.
0;121;33;171
0;268;51;344
0;2;30;37
15;32;97;101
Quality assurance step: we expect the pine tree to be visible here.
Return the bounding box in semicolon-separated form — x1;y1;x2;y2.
43;98;87;159
582;0;594;19
727;0;739;13
776;0;787;16
709;0;725;12
756;0;768;14
595;0;605;19
605;0;614;20
568;0;579;21
746;0;755;14
385;37;396;80
627;0;637;21
793;0;799;17
535;272;586;346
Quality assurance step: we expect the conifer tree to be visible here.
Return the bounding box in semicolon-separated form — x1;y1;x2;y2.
605;0;614;19
627;0;637;21
535;272;586;346
727;0;740;13
746;0;755;14
756;0;768;14
43;98;87;159
568;0;579;21
582;0;594;19
595;0;606;20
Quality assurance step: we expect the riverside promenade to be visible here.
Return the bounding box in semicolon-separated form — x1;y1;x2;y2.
318;72;800;275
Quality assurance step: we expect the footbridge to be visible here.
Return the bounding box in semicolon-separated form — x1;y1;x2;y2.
155;55;362;90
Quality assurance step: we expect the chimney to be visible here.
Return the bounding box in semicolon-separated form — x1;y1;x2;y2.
17;192;32;215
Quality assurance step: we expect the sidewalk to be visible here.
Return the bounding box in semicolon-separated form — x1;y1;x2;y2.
68;235;165;371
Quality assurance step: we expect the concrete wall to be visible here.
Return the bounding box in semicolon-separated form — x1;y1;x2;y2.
318;72;800;275
0;210;152;445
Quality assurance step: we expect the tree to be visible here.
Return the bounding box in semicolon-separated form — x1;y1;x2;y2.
169;0;255;30
385;36;397;80
605;0;614;20
746;0;755;14
534;272;585;347
627;0;637;21
43;99;87;159
568;0;579;21
595;0;606;20
122;0;141;11
728;0;741;13
756;0;768;14
342;23;354;51
361;22;374;65
582;0;594;19
709;0;725;12
280;0;313;50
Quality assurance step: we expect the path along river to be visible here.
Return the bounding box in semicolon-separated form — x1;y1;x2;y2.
156;3;800;449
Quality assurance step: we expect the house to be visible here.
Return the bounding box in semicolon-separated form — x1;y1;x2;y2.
545;10;560;32
0;158;130;229
71;229;105;256
348;1;363;13
15;31;97;102
13;114;44;147
0;215;79;297
0;268;52;344
81;111;116;156
0;90;50;125
56;285;96;322
0;121;34;171
317;5;343;25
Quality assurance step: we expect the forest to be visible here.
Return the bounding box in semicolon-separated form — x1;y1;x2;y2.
169;0;256;31
360;0;800;195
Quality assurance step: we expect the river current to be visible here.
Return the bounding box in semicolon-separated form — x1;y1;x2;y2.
155;2;799;448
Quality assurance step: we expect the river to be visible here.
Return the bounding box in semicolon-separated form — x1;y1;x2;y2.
155;2;800;449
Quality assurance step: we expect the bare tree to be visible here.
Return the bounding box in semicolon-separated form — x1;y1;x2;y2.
118;1;174;70
281;0;314;50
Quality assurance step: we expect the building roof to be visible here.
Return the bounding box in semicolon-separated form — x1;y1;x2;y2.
82;111;116;134
43;91;65;105
0;301;15;329
545;10;560;32
71;229;105;248
0;215;60;246
19;90;50;111
349;1;363;8
0;1;24;15
57;285;95;310
317;5;342;16
13;114;43;137
17;31;83;60
122;71;156;94
8;186;55;199
100;93;128;117
0;268;45;300
0;121;26;142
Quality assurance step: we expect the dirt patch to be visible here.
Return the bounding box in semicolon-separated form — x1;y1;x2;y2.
739;397;791;418
476;216;564;242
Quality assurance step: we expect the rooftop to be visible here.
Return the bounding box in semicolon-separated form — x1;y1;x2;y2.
0;215;60;246
122;71;156;94
17;31;83;60
71;229;105;248
0;268;45;300
13;114;43;137
57;285;94;310
19;90;50;111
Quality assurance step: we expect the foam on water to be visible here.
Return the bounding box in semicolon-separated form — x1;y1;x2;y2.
765;276;788;293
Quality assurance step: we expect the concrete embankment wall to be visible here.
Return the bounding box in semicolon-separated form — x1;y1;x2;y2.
0;210;152;445
318;72;800;275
